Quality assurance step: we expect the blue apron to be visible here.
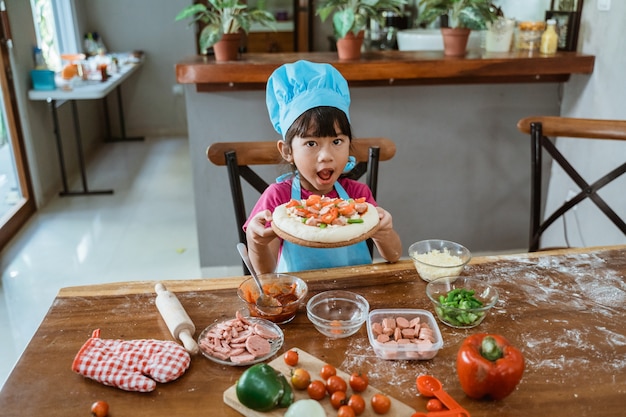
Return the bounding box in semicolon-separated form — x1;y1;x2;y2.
276;177;372;272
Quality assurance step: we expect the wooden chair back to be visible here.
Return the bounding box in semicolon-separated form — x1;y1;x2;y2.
207;137;396;273
517;116;626;251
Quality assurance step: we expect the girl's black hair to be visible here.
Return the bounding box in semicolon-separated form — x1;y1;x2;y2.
284;106;353;148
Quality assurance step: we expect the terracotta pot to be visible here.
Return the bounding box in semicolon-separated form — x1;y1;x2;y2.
336;31;365;60
213;33;241;61
441;27;471;57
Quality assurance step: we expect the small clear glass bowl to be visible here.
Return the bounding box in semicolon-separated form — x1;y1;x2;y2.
426;276;499;329
306;290;369;338
237;273;308;324
408;239;472;282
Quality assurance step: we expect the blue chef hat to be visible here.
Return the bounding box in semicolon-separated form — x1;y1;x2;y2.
266;60;351;139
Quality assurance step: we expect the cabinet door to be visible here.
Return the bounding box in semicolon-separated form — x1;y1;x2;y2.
246;31;294;52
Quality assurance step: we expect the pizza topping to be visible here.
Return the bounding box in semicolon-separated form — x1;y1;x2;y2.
285;195;369;228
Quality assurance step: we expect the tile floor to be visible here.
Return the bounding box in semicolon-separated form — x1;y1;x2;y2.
0;136;240;390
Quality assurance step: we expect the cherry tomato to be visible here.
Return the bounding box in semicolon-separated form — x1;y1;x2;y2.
90;400;109;417
320;363;337;380
330;390;347;409
347;394;366;416
349;372;369;393
307;380;326;400
326;375;347;394
291;368;311;390
338;404;356;417
426;398;444;412
284;349;299;366
371;393;391;414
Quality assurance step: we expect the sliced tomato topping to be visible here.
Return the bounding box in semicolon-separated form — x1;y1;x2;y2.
285;195;369;228
305;195;322;206
320;207;338;224
337;202;356;216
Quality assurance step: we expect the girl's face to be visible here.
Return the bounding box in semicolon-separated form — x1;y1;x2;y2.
280;127;350;195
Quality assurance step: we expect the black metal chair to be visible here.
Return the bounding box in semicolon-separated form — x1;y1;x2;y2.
207;138;396;274
517;116;626;252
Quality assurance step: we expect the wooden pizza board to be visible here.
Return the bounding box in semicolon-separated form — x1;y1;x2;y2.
223;348;416;417
271;222;380;248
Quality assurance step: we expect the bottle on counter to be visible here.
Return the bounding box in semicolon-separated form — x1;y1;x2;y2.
540;19;558;55
33;46;47;69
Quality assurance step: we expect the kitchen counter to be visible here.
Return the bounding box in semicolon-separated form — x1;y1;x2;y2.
0;246;624;416
176;50;595;91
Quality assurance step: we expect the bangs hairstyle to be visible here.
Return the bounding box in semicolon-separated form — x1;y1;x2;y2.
285;106;352;145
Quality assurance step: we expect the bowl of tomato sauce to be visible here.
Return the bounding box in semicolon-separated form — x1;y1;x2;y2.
237;273;308;324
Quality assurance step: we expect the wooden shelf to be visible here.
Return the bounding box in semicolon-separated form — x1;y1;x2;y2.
176;50;595;91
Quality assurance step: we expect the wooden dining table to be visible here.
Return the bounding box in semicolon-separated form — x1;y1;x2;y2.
1;245;624;417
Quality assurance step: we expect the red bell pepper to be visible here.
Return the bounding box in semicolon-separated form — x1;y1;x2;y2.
456;333;525;400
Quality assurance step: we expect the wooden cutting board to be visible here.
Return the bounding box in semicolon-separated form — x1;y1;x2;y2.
223;348;416;416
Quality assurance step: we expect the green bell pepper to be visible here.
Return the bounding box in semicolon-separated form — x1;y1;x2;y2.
236;363;294;411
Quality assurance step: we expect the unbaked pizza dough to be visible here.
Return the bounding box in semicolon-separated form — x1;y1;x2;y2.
271;196;380;248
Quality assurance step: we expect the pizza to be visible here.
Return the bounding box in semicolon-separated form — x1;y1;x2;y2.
271;194;380;248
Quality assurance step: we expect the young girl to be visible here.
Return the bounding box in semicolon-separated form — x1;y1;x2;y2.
244;60;402;274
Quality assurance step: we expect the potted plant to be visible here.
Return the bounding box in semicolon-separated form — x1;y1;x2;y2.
176;0;276;61
317;0;407;59
417;0;499;56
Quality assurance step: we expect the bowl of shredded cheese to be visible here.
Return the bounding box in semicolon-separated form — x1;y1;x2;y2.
408;239;471;282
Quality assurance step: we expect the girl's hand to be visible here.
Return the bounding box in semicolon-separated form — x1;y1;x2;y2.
246;210;276;246
375;207;394;233
245;210;280;274
372;207;402;263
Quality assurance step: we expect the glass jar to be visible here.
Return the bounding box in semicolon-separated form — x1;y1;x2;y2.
517;21;546;52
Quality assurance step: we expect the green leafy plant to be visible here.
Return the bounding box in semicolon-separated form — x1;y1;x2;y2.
417;0;498;30
176;0;276;53
317;0;407;39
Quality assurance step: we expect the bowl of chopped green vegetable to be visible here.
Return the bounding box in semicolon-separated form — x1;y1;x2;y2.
426;276;499;328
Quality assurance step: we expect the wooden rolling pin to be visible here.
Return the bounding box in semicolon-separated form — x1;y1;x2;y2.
155;283;199;354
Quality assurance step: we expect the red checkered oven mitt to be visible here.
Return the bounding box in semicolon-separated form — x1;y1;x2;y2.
71;329;191;392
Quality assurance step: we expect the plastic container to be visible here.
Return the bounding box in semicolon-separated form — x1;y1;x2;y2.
367;309;443;360
30;69;56;91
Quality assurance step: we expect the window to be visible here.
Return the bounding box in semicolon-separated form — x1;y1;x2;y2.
30;0;80;71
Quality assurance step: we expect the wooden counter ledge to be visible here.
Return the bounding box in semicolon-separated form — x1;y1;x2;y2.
176;50;595;91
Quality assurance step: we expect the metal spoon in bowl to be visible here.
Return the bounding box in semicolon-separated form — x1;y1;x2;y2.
236;243;282;314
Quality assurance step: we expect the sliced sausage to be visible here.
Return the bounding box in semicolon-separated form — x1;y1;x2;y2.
245;334;272;357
